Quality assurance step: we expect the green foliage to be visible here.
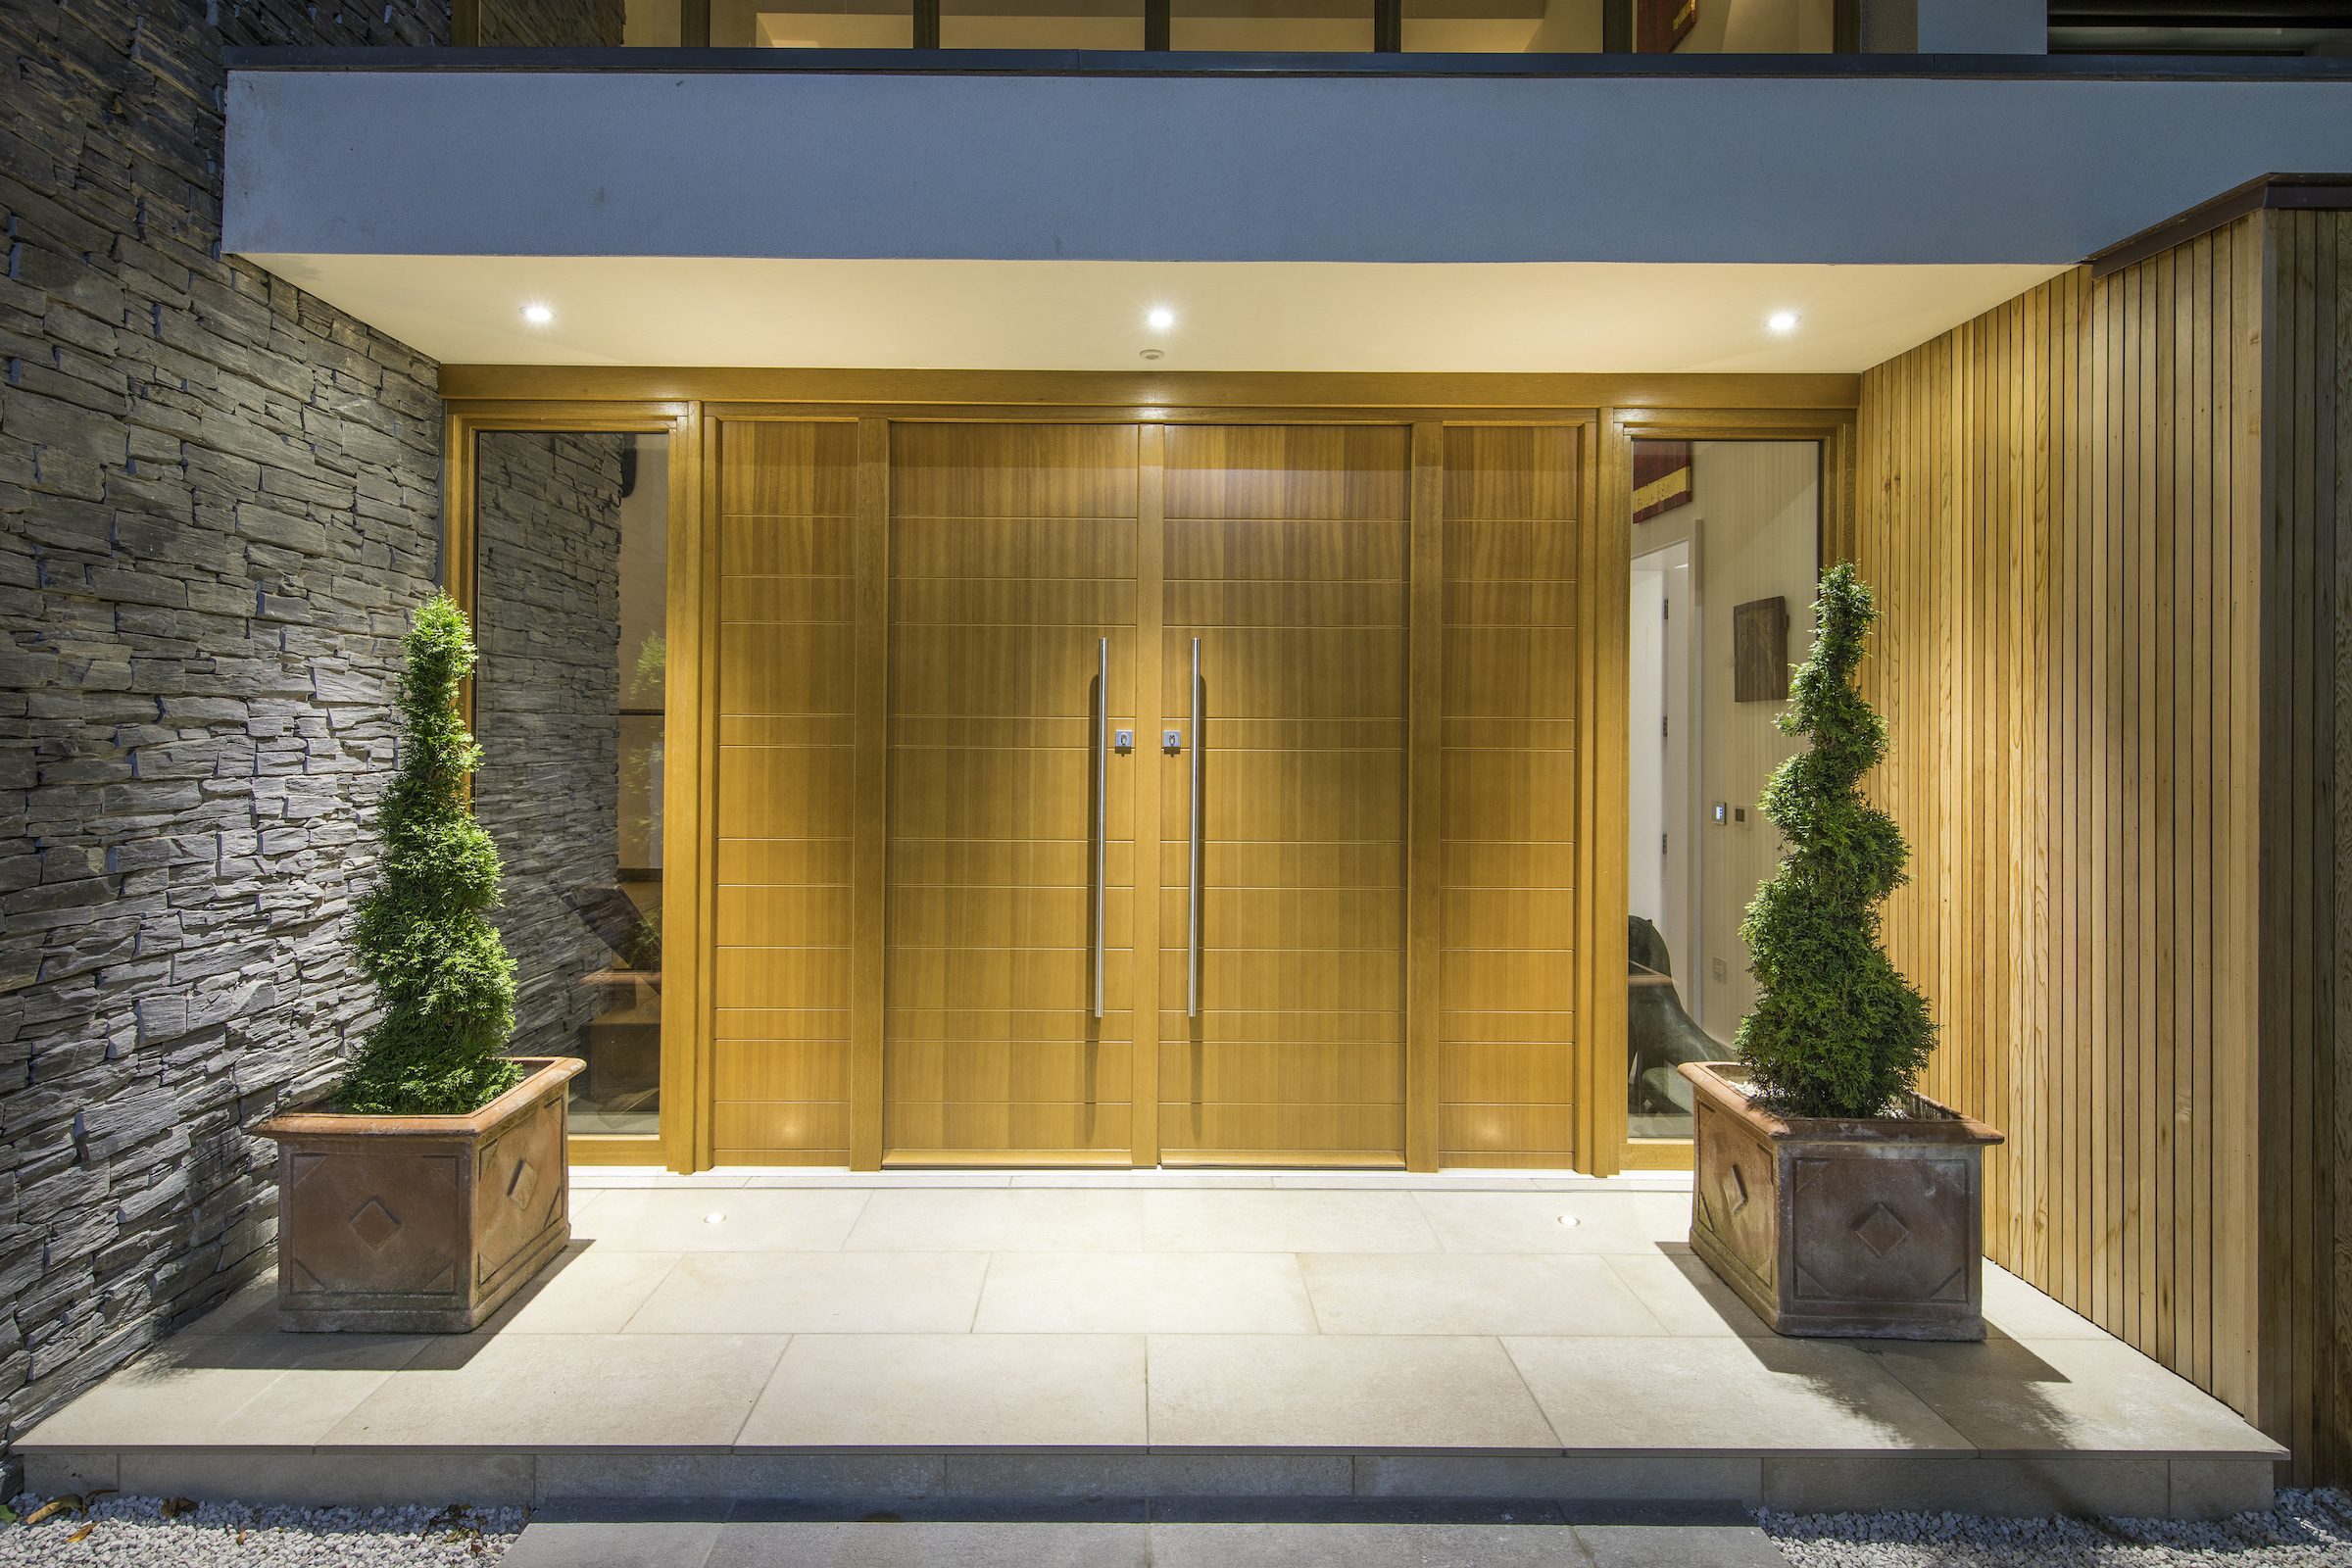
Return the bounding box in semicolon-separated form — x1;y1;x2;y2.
341;592;522;1115
1735;564;1936;1119
628;632;665;703
619;906;662;973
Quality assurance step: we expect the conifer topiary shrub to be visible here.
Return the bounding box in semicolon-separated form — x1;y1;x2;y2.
1735;564;1935;1120
341;592;523;1116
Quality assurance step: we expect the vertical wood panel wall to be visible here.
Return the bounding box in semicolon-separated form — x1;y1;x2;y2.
1853;211;2350;1481
2260;209;2346;1485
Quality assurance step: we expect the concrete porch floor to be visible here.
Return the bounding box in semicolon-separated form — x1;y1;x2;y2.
20;1170;2283;1520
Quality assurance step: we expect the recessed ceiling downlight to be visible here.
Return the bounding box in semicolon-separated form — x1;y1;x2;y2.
522;303;555;325
1146;306;1176;332
1766;311;1800;333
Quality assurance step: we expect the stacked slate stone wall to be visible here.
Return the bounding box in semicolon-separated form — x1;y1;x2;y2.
0;0;618;1470
471;432;625;1064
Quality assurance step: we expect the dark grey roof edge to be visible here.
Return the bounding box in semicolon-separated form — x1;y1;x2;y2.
220;46;2352;81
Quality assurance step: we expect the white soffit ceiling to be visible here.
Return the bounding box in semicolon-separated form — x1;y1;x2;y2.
244;256;2068;374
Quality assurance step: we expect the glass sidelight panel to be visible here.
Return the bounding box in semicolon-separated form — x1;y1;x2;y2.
735;0;915;46
943;0;1148;47
1170;0;1374;51
472;430;669;1140
1625;439;1819;1140
1402;0;1549;52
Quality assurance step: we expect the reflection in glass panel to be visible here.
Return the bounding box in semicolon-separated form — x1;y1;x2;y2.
723;0;914;47
474;431;668;1140
1660;0;1837;53
944;0;1146;47
623;0;684;43
1403;0;1553;53
1625;440;1819;1140
1171;0;1372;52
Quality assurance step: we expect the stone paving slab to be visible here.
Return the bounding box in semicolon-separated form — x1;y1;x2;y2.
501;1517;1794;1568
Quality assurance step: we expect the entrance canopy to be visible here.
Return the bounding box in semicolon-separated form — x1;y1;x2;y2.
221;55;2352;374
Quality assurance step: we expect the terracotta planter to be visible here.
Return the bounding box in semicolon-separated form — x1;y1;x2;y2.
255;1056;583;1332
1678;1061;2004;1341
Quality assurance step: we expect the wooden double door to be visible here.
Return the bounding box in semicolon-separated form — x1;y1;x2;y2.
710;414;1584;1170
887;421;1407;1164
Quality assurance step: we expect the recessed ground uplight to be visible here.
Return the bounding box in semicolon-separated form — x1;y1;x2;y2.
1766;311;1800;333
522;304;555;325
1146;306;1176;332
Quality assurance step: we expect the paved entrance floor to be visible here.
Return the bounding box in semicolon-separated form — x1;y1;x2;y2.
20;1171;2282;1519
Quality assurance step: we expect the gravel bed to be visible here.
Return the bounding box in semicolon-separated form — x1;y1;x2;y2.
0;1494;524;1565
1763;1489;2352;1568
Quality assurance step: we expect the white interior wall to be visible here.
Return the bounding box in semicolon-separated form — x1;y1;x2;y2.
1628;536;1694;979
1628;563;1667;943
1687;440;1818;1040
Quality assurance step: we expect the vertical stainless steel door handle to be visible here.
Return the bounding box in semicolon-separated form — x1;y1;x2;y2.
1187;636;1201;1019
1094;635;1108;1021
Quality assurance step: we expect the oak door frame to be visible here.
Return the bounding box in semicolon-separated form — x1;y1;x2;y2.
1596;409;1859;1173
444;400;706;1173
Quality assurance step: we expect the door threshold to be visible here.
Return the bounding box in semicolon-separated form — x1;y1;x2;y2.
880;1150;1134;1170
1160;1151;1409;1170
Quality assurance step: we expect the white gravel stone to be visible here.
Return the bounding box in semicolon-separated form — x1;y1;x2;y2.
0;1494;524;1566
1763;1488;2352;1568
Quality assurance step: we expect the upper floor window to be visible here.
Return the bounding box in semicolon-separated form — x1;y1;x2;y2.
609;0;1847;53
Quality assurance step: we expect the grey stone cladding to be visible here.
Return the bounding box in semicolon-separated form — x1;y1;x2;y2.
471;431;624;1062
0;0;619;1468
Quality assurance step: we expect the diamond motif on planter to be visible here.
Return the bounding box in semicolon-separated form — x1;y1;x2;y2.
349;1198;401;1250
506;1157;539;1211
1853;1202;1911;1257
1722;1163;1749;1218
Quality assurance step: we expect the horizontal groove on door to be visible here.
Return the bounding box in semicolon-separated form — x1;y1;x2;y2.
711;419;861;1165
1440;425;1584;1169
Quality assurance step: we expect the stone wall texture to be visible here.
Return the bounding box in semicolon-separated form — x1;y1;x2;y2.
0;0;617;1465
472;431;625;1063
479;0;628;47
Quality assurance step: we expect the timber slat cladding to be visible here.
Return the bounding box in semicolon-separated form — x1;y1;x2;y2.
711;420;860;1164
2258;209;2347;1485
1854;210;2350;1482
1861;248;2257;1400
